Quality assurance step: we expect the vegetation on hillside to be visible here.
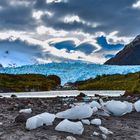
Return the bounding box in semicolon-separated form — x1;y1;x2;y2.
74;72;140;93
0;74;61;92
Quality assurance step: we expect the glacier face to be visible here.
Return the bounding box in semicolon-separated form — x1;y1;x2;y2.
0;63;140;85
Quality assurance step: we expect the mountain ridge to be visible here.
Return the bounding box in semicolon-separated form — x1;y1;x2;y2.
105;35;140;65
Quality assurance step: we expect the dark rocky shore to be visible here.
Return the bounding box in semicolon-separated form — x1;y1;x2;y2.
0;96;140;140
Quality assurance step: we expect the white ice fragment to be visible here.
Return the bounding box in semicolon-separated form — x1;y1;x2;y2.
56;105;93;120
26;116;44;130
38;112;55;126
95;111;110;117
90;101;101;109
19;108;32;114
92;107;98;113
66;136;77;140
99;126;113;135
26;112;55;130
134;100;140;112
102;134;107;140
93;131;100;136
91;119;101;126
81;119;90;125
55;119;84;135
123;101;133;113
105;100;128;116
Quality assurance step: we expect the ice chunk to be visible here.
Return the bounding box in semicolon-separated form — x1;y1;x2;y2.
55;119;84;135
38;112;55;126
19;108;32;114
26;116;44;130
95;110;110;117
123;101;133;113
105;100;128;116
56;105;93;120
91;119;101;126
99;126;113;135
90;101;101;109
92;107;98;113
102;134;107;140
81;119;90;125
93;131;100;136
66;136;77;140
26;112;55;130
134;100;140;112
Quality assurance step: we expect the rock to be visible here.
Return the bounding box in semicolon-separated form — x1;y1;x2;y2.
66;136;77;140
89;101;101;109
55;119;84;135
15;113;32;123
19;108;32;114
56;105;93;120
134;100;140;112
99;126;113;135
75;92;87;101
81;119;90;125
11;94;17;98
91;119;101;126
105;100;128;116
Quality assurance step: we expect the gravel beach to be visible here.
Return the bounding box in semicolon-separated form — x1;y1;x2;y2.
0;96;140;140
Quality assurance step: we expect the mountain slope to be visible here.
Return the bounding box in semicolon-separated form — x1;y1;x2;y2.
105;35;140;65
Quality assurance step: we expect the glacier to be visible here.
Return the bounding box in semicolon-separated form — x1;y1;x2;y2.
0;62;140;85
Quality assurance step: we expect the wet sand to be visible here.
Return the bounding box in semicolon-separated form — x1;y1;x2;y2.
0;96;140;140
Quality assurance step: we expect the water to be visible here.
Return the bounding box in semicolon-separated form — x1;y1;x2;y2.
0;90;125;98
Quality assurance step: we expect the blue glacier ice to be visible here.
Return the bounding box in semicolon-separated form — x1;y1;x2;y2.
0;62;140;85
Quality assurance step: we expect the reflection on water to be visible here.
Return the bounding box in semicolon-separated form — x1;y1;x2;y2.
0;90;125;98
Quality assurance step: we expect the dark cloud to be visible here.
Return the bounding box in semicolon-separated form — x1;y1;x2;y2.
0;0;36;31
38;0;140;36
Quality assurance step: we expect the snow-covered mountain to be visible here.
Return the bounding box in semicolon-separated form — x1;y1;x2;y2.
0;63;140;85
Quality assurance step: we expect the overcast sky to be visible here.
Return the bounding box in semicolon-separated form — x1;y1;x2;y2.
0;0;140;66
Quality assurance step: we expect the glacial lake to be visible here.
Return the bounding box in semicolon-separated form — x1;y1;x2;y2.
0;90;125;98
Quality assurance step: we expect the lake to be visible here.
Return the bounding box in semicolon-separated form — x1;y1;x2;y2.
0;90;125;98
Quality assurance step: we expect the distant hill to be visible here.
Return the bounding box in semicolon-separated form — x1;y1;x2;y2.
105;35;140;65
0;74;61;92
0;64;2;67
73;72;140;93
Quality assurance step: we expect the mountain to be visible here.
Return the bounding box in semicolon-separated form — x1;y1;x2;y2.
1;63;140;85
105;35;140;65
0;64;2;67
